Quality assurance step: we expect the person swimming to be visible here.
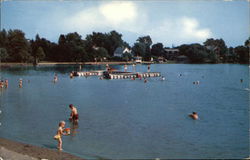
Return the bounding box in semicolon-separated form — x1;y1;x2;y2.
144;78;148;83
53;74;58;83
160;76;165;81
19;79;23;88
54;121;69;151
189;112;198;120
4;79;8;88
0;80;4;88
69;104;79;124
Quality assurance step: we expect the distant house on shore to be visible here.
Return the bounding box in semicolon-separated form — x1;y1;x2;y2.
157;56;165;63
177;55;189;63
134;56;142;63
113;47;132;57
163;48;180;60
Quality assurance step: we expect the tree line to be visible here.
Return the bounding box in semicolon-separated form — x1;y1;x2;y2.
0;29;249;64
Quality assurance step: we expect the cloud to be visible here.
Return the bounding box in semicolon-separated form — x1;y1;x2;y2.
99;1;137;26
147;17;212;46
62;2;212;46
64;1;139;34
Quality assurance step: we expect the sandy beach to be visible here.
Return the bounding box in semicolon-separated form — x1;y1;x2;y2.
0;138;84;160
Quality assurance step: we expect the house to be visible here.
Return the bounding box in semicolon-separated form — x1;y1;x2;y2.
113;47;132;57
157;56;165;63
177;55;189;63
163;48;179;60
134;56;142;63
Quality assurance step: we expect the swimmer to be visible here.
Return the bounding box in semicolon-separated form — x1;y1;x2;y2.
144;78;147;83
54;121;68;151
53;74;58;83
69;104;79;124
70;72;74;79
160;76;165;81
240;79;243;83
4;79;8;88
147;64;151;72
0;80;4;88
189;112;198;120
19;79;23;88
124;64;128;72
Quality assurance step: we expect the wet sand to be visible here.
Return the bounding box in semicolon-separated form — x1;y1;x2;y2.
0;138;84;160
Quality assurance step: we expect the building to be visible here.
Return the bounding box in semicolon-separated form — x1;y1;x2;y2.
113;47;132;57
163;48;180;60
134;56;142;63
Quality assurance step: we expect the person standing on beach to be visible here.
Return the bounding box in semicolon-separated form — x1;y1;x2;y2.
54;121;68;151
69;104;79;124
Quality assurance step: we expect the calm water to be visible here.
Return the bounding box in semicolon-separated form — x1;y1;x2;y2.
0;64;249;159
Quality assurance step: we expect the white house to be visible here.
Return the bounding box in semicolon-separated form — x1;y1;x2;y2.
114;47;132;57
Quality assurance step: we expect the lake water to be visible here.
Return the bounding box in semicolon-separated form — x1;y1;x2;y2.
0;64;249;159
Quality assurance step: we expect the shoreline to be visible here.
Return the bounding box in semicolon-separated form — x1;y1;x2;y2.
0;61;176;66
0;137;84;160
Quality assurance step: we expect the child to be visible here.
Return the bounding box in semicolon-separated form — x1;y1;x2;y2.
69;104;79;124
54;121;68;151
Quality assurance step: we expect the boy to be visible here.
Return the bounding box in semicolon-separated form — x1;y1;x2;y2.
69;104;79;124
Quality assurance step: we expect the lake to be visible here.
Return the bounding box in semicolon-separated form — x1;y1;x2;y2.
0;64;249;159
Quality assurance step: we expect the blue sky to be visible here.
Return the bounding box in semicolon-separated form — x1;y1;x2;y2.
2;0;249;47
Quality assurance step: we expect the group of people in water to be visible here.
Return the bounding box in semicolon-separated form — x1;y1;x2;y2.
54;104;79;151
0;79;8;88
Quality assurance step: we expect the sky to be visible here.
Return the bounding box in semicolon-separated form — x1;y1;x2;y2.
1;0;249;47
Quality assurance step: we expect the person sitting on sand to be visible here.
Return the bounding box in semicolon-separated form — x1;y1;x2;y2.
189;112;198;120
54;121;68;151
69;104;79;124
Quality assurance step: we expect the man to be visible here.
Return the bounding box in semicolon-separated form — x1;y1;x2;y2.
69;104;79;124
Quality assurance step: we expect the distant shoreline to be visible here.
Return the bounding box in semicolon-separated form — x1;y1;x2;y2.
0;61;176;66
0;137;84;160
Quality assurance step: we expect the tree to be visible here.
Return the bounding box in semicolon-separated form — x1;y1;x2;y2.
203;38;227;56
234;46;249;64
6;29;31;62
0;48;8;62
136;35;152;60
132;42;146;57
245;37;250;47
151;43;164;57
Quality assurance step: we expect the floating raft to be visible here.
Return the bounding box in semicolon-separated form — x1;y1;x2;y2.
73;70;161;79
74;70;105;76
103;71;161;79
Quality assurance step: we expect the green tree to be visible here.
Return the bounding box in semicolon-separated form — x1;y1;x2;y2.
203;38;227;62
0;48;8;62
132;42;146;57
234;46;249;64
6;29;31;62
151;43;164;57
136;35;152;60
